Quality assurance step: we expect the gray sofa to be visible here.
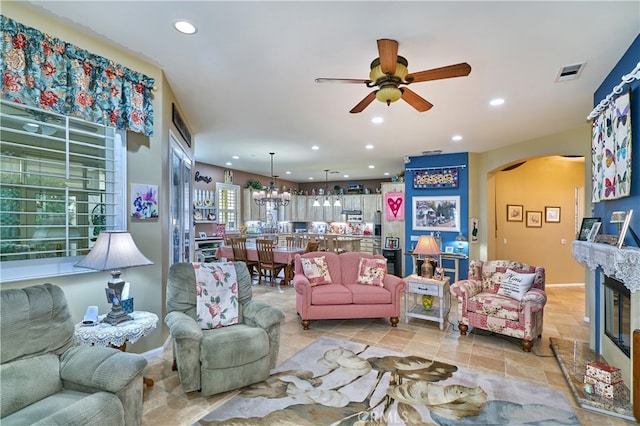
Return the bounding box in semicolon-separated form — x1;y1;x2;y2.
165;262;284;396
0;284;148;426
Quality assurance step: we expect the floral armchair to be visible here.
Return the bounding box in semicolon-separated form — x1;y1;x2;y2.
449;259;546;352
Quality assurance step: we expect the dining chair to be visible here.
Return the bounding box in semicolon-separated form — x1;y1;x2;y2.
304;241;320;253
286;236;303;249
256;239;288;286
231;237;258;276
324;235;346;253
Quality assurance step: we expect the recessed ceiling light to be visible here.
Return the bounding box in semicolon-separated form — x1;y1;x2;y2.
371;117;384;124
285;171;291;175
232;155;239;159
368;165;375;169
225;162;232;166
383;172;390;176
343;174;349;178
452;135;463;142
365;144;374;149
311;145;319;150
489;98;505;106
308;177;314;180
174;20;197;35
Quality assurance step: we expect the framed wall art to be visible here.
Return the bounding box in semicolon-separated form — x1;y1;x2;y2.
384;237;400;249
412;196;460;232
577;217;601;241
526;211;542;228
545;206;561;223
587;222;601;242
506;204;523;222
130;183;158;220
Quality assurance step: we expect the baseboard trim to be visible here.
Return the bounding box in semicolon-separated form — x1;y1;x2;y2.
545;283;585;287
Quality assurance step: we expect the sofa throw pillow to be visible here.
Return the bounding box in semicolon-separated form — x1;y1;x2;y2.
300;256;332;286
497;268;536;301
193;262;239;329
356;257;387;286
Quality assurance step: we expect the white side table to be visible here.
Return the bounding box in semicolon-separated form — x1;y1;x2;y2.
404;275;450;330
74;310;158;386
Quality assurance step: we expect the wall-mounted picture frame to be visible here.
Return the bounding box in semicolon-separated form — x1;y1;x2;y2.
617;209;634;249
545;206;561;223
198;232;207;239
444;246;454;254
526;211;542;228
587;222;601;242
412;195;460;232
384;237;400;249
130;183;159;220
577;217;601;241
506;204;523;222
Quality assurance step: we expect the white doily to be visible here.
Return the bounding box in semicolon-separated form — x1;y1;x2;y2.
74;311;158;347
571;241;640;293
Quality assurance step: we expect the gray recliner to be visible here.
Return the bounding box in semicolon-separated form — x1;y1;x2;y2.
165;262;284;396
0;283;148;426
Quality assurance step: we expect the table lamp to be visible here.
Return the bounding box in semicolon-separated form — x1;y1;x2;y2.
413;235;441;278
75;231;153;325
610;211;626;236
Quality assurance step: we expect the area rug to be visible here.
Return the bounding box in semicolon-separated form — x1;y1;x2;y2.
195;336;579;425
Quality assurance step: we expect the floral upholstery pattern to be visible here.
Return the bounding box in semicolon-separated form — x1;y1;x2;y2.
300;256;333;286
450;260;546;351
356;257;387;286
194;262;239;329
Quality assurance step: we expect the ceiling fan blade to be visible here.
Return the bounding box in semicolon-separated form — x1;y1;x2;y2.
350;91;377;114
406;62;472;83
315;78;371;84
377;39;399;74
401;88;433;112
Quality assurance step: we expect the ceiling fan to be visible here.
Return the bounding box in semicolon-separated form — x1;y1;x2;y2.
315;39;471;113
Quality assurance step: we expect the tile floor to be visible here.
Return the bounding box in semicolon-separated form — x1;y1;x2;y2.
141;281;637;425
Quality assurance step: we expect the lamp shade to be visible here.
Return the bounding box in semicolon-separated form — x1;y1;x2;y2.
75;231;153;271
610;211;626;224
413;235;440;256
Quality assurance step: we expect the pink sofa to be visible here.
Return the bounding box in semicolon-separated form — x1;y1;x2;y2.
292;251;407;330
449;259;546;352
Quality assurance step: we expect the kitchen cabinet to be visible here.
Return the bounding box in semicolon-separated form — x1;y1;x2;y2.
362;194;382;223
342;195;362;211
306;196;324;221
242;189;262;222
292;195;307;221
279;197;293;221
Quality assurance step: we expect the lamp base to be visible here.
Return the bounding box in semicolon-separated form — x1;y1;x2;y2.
421;261;434;279
102;307;133;325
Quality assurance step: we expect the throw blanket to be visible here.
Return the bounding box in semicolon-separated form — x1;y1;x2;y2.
193;262;239;329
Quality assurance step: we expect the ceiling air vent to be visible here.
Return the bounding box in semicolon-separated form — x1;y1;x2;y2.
421;149;442;156
556;62;586;82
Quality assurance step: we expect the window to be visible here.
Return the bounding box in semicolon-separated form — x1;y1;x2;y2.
0;100;126;282
216;183;240;231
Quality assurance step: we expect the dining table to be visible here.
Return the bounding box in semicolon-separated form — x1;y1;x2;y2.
215;244;306;286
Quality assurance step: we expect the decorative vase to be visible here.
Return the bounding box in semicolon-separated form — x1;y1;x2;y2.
422;295;433;311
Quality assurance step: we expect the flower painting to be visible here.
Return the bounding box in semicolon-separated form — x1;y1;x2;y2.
130;183;158;219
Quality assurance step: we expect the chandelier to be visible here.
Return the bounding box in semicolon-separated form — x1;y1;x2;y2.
252;152;291;207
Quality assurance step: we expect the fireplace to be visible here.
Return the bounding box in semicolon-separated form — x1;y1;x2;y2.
603;275;631;357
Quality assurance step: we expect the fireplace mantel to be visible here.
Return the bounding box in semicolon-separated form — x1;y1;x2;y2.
572;241;640;292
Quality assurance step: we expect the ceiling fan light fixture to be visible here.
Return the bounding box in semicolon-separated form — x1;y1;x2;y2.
23;123;39;133
369;56;409;82
376;85;402;105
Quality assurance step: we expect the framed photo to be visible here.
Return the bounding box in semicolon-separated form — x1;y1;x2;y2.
526;211;542;228
444;246;454;254
577;217;601;241
506;204;523;222
384;237;399;249
412;196;460;232
130;183;159;220
617;209;634;249
587;222;601;242
545;206;561;223
198;232;207;239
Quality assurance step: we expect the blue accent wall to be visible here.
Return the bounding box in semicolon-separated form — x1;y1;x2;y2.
404;152;469;279
592;35;640;246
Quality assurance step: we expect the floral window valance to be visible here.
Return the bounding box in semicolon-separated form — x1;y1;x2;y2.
0;15;154;136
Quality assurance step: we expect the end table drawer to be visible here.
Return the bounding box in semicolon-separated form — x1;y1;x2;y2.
407;281;439;296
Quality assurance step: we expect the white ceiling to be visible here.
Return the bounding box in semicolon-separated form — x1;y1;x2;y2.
22;1;640;183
